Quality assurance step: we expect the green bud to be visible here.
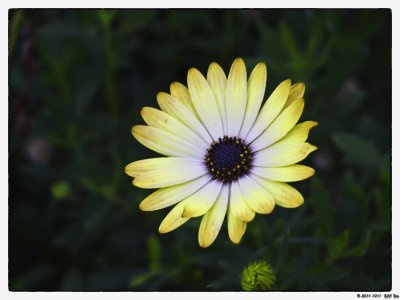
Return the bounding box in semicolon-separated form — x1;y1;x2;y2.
241;260;276;291
51;181;71;200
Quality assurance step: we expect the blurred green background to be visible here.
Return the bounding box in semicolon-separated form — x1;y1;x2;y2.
9;9;391;291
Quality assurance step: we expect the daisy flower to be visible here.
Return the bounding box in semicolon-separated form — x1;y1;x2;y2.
125;58;317;248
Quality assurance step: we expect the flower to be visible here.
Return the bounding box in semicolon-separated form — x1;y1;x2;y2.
125;58;317;248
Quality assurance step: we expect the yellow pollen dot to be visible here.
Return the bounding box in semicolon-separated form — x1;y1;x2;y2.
211;168;215;172
237;165;241;169
228;171;231;175
210;162;213;165
240;153;244;157
244;150;248;154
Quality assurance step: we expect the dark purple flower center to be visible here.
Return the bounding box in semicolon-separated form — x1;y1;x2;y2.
205;136;253;183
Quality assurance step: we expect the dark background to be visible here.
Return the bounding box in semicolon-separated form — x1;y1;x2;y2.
9;9;391;291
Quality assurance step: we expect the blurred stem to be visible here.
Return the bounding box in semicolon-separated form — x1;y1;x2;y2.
102;15;118;116
53;59;72;102
67;123;84;164
9;10;24;56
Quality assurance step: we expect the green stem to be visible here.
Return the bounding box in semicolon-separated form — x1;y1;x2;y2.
104;22;118;115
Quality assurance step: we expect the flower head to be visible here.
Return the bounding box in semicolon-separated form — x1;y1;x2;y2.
125;58;317;247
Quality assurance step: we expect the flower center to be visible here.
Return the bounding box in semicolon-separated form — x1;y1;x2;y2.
205;136;253;183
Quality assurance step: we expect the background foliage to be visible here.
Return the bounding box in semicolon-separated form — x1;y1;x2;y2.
9;9;391;291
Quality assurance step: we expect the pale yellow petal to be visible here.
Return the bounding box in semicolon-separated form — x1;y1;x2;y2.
187;67;224;140
207;62;228;135
141;107;208;149
125;157;202;178
125;159;155;178
225;58;247;137
239;62;267;139
251;98;305;151
251;164;315;182
170;81;196;114
229;182;256;222
198;184;229;248
159;202;189;234
257;178;304;208
253;142;318;168
238;175;275;214
227;206;247;244
245;79;291;143
157;92;213;145
272;120;318;147
139;175;211;211
132;125;201;158
283;82;305;110
182;180;223;218
133;160;207;189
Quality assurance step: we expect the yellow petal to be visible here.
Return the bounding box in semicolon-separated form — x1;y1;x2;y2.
253;142;318;168
227;207;247;244
125;157;201;178
251;164;315;182
272;120;318;147
133;160;207;189
132;125;201;158
198;184;229;248
159;202;189;234
229;182;256;222
207;62;228;135
139;175;211;211
238;175;275;214
225;57;247;137
141;107;208;149
157;92;213;145
170;81;196;114
245;79;291;143
182;180;223;218
251;98;305;151
257;178;304;208
187;67;224;140
239;62;267;139
283;82;305;110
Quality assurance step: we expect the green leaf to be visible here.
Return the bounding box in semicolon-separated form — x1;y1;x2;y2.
147;235;161;272
328;230;350;259
331;132;383;170
344;230;371;257
97;9;117;26
129;272;155;288
309;177;334;237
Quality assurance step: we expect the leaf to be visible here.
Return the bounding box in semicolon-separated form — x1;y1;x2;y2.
309;177;334;237
147;235;161;272
328;230;349;259
331;132;383;170
343;230;371;257
97;9;117;26
129;272;155;288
